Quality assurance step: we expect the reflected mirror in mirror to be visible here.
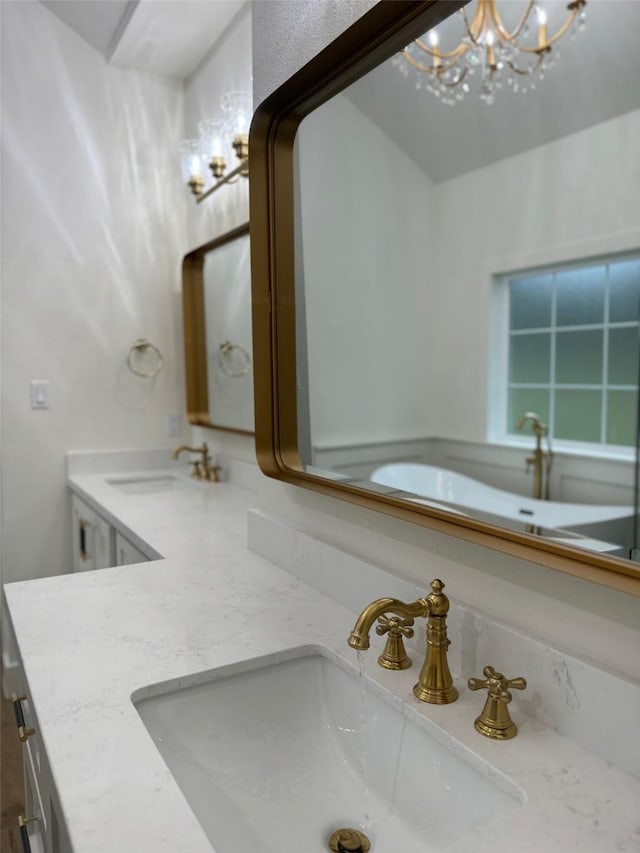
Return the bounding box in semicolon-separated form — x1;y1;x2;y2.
182;223;253;434
251;0;640;590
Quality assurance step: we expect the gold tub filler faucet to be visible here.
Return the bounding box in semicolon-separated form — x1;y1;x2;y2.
515;411;553;501
172;442;222;482
348;578;458;704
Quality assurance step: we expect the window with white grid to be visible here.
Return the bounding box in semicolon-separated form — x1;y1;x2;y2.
505;255;640;448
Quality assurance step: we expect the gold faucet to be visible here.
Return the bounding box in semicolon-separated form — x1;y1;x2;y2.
172;442;221;482
515;411;553;500
348;578;458;705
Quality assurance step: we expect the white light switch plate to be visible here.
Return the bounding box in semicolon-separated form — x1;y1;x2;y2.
30;380;49;409
166;412;182;438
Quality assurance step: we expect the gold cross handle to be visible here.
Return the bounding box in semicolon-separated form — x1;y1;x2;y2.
468;665;527;740
375;615;414;670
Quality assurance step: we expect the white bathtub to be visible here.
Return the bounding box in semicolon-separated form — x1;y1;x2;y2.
370;463;633;531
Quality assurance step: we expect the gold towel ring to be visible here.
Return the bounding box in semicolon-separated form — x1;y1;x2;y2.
217;340;251;378
126;339;164;378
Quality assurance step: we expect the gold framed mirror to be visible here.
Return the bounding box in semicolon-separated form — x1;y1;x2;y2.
182;222;254;435
250;0;640;595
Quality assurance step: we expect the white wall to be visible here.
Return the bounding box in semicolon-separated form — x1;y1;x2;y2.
0;1;188;582
429;109;640;443
297;94;640;450
252;0;377;105
298;94;435;447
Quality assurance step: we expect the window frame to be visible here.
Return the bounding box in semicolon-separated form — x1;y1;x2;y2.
492;251;640;458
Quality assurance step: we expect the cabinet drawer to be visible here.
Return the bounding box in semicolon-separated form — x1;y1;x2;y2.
71;494;114;572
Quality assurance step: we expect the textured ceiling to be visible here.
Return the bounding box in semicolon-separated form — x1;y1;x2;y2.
40;0;246;79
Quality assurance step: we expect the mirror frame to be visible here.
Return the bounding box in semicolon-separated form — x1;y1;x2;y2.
249;0;640;596
182;221;254;436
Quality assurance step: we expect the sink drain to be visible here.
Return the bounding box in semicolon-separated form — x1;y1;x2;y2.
327;828;371;852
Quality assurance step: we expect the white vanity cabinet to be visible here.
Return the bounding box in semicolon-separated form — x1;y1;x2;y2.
71;494;113;572
5;616;72;853
71;494;149;571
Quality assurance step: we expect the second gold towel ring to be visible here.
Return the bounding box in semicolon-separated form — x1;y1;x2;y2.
217;341;251;378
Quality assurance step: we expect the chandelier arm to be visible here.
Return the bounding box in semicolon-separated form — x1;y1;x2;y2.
413;38;468;61
507;52;545;75
490;0;536;43
516;44;550;55
517;5;581;53
462;2;486;45
402;50;461;75
440;67;469;88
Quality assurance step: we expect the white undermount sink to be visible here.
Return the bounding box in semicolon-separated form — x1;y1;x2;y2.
106;474;194;495
134;650;522;853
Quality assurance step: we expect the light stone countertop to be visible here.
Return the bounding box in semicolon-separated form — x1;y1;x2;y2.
3;469;640;852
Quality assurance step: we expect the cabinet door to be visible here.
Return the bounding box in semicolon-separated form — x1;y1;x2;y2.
71;495;113;572
8;650;48;851
8;615;72;853
114;531;148;566
21;744;47;853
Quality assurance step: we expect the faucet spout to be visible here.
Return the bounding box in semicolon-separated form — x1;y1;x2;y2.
348;579;458;705
172;444;199;460
171;443;221;482
515;411;547;437
348;597;429;651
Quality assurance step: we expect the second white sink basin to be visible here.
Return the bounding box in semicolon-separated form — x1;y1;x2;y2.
106;474;193;495
134;650;522;853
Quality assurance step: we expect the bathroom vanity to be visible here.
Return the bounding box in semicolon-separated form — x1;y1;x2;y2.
3;449;640;852
4;0;640;848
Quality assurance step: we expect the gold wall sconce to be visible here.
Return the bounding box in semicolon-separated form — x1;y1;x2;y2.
179;91;252;204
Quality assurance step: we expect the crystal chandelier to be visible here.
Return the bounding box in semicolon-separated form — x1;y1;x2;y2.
393;0;587;105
